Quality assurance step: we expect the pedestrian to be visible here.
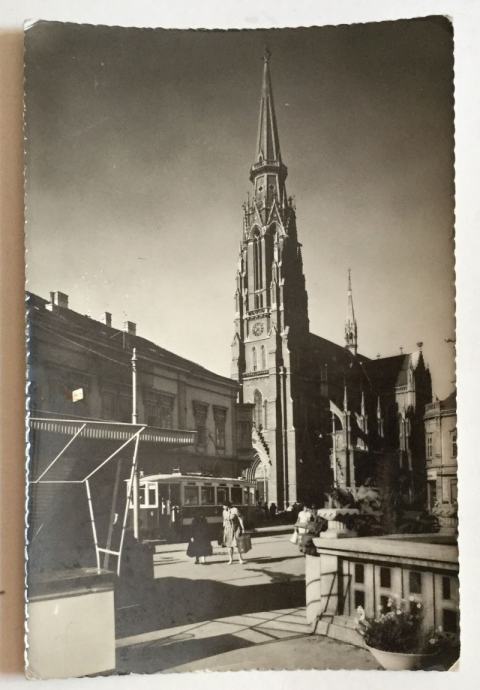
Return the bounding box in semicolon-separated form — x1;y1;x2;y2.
295;504;314;539
222;500;246;564
186;512;212;564
269;502;277;519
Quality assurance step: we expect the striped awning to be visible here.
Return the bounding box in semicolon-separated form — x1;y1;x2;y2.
29;417;196;447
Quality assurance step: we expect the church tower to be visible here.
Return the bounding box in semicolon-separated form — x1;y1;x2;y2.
345;269;358;355
231;50;309;507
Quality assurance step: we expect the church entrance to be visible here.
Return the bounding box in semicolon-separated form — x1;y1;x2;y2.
254;459;270;505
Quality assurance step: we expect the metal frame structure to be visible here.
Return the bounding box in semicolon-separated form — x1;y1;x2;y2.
29;417;196;576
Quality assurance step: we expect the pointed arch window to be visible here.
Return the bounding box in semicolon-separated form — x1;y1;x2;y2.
261;345;266;370
252;230;263;304
254;390;263;429
252;346;257;372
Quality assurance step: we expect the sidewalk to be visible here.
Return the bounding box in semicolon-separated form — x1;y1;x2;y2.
115;533;381;673
116;606;381;673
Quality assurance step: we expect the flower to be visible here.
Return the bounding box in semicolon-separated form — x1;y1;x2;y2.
356;606;366;622
355;591;436;654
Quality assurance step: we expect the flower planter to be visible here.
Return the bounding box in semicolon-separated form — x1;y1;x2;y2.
317;507;359;538
367;645;435;671
437;515;457;536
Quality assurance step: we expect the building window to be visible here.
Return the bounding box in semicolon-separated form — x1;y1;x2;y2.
252;346;257;372
426;433;433;459
428;480;437;510
450;479;458;504
380;595;390;611
261;345;266;370
443;609;458;634
145;392;174;428
192;401;208;451
253;390;263;429
409;571;422;594
354;590;365;608
263;399;268;429
442;577;451;600
380;567;391;589
355;564;364;584
213;406;227;452
451;429;457;458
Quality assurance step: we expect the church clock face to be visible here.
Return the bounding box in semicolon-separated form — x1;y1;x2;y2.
252;322;264;337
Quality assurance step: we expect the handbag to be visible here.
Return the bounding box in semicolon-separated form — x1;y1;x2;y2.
236;533;252;554
289;528;299;545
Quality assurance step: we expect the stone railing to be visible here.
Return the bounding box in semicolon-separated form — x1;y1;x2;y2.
305;531;459;647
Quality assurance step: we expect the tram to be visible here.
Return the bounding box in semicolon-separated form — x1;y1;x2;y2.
127;472;257;541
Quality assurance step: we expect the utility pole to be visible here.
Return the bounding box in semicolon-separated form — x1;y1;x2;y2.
131;348;140;539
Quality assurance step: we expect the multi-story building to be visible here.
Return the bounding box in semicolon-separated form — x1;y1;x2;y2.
231;51;433;507
28;290;254;479
424;391;457;510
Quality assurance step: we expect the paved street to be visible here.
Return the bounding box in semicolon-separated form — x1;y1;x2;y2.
115;529;380;673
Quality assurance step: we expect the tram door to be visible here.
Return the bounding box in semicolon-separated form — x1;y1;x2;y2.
156;483;181;536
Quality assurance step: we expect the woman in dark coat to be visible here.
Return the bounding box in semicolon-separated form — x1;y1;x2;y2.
186;513;213;564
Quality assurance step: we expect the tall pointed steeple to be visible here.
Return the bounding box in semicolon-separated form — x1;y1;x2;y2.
249;49;288;208
255;48;282;165
345;269;358;355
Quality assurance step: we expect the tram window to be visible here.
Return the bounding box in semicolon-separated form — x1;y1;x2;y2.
139;486;147;506
217;486;229;505
169;484;180;505
147;486;157;508
184;486;199;506
231;487;242;504
243;488;251;505
201;486;215;505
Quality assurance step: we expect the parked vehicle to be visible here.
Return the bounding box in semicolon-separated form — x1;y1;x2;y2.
126;472;256;541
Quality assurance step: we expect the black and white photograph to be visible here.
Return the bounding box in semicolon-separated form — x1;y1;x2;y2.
24;16;458;677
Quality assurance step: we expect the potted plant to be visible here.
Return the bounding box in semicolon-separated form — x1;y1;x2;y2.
356;596;447;670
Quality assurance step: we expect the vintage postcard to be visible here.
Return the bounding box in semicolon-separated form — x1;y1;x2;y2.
24;17;457;678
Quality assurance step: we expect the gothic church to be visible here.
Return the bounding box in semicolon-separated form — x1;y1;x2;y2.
231;52;432;508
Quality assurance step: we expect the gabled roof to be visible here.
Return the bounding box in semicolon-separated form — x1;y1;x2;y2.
366;352;423;390
27;292;237;389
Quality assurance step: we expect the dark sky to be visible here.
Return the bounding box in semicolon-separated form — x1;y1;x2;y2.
25;17;455;398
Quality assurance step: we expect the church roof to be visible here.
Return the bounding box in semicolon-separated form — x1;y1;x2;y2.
27;291;237;389
440;389;456;411
366;352;423;390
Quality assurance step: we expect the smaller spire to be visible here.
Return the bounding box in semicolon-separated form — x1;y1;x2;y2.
345;268;358;355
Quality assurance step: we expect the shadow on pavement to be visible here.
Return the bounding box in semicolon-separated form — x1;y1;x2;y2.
117;633;255;674
115;542;304;639
116;572;305;638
